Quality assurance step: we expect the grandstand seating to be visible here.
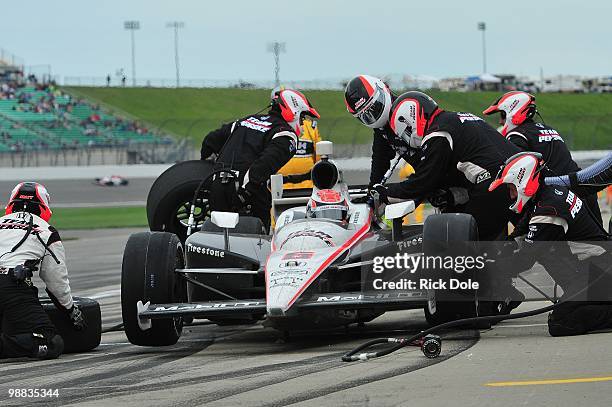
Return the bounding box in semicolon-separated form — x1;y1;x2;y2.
0;81;168;152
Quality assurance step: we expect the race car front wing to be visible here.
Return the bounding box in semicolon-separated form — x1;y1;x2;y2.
136;290;427;325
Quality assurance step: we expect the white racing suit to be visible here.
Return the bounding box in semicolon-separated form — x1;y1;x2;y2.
0;211;74;359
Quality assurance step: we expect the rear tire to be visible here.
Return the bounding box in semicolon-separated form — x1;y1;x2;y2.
147;160;214;242
121;231;187;346
40;296;101;353
422;213;479;326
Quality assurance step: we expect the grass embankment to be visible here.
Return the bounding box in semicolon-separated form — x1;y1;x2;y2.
66;87;612;150
52;206;147;230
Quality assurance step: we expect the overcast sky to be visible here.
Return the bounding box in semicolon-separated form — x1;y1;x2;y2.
2;0;611;82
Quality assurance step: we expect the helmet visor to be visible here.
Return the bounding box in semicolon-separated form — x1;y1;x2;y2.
354;87;386;126
310;205;348;221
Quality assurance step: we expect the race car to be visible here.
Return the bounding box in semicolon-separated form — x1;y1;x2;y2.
121;142;477;351
94;175;129;186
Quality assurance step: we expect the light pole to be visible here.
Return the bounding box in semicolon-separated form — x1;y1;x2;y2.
166;21;185;88
477;22;487;73
124;20;140;86
267;42;286;87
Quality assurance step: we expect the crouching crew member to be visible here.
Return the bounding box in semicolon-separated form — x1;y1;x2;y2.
0;182;85;360
489;153;612;336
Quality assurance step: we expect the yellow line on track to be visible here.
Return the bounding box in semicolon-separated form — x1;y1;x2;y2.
486;376;612;387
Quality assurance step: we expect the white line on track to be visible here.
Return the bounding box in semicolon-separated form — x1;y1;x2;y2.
89;289;121;299
495;323;548;328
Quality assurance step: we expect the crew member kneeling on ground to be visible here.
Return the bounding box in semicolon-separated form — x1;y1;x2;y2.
272;86;322;189
0;182;85;360
489;153;612;336
201;89;320;232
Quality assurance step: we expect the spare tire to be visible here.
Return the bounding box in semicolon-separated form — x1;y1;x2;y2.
39;296;102;353
147;160;214;242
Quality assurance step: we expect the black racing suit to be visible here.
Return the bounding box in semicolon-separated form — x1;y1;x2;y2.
380;111;520;240
497;184;611;336
506;119;602;224
0;212;72;359
201;110;298;232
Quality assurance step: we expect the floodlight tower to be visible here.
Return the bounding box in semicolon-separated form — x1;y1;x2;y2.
267;42;286;87
477;22;487;73
166;21;185;88
124;20;140;86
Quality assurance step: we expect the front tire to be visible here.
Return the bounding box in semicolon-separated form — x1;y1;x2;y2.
422;213;479;326
121;232;187;346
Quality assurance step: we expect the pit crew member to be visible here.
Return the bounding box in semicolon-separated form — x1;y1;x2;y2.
201;89;320;232
272;86;322;189
0;182;85;360
489;153;612;336
347;87;519;240
484;91;602;224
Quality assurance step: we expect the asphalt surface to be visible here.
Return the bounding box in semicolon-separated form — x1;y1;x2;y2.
2;228;612;406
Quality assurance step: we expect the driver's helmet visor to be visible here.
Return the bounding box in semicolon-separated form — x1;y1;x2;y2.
310;205;348;221
353;86;386;125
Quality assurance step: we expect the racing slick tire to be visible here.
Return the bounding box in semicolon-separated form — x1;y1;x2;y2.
423;213;479;326
147;160;214;242
121;231;187;346
201;216;266;235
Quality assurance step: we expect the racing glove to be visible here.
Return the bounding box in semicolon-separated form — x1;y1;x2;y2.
69;305;87;331
234;187;253;212
370;184;389;205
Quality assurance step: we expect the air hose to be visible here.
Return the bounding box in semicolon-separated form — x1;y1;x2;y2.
545;152;612;188
342;269;609;362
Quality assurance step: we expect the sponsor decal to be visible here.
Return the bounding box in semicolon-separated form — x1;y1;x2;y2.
186;243;225;258
516;167;526;184
0;219;42;233
279;261;307;268
565;191;582;218
317;189;341;203
314;292;425;302
269;275;306;288
508;99;519;111
397;236;423;250
476;171;491;184
352;211;361;224
554;189;564;195
457;112;484;123
354;97;366;110
280;229;335;248
282;251;314;260
240;117;272;132
538;129;563;142
151;301;263;311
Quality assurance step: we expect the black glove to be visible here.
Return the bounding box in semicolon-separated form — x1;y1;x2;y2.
428;188;453;209
69;305;87;331
234;187;252;211
370;184;389;205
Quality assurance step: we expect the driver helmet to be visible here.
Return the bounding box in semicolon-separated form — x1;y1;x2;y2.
488;152;544;213
344;75;392;129
483;91;536;136
5;181;52;221
306;189;349;222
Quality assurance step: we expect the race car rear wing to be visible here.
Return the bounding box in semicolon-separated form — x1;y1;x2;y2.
136;290;427;325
